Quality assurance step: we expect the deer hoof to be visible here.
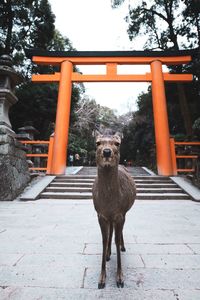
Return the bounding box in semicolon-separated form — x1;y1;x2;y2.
121;246;126;252
116;279;124;288
98;282;105;289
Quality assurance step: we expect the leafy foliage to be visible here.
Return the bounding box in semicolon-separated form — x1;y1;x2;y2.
0;0;56;73
110;0;200;170
0;0;83;140
120;90;156;168
68;97;123;165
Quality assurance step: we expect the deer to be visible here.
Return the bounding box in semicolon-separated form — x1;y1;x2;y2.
92;131;136;289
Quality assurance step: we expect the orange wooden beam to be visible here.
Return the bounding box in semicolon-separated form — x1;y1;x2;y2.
20;140;49;144
46;135;54;175
175;141;200;145
163;73;193;82
151;60;173;176
106;63;117;75
177;168;195;172
32;72;193;83
169;138;178;175
29;167;47;171
72;73;152;82
26;154;48;157
176;155;198;158
50;60;73;175
32;73;60;82
32;55;192;66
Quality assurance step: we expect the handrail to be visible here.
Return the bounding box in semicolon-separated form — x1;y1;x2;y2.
20;139;53;172
174;142;200;145
26;154;48;157
20;140;50;144
170;138;200;175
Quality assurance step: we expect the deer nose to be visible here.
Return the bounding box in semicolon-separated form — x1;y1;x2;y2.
103;148;112;158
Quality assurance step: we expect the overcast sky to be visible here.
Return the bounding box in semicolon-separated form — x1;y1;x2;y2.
48;0;150;114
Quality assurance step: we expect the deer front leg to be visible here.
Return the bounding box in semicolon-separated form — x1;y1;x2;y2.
114;215;125;288
98;215;109;289
106;221;113;261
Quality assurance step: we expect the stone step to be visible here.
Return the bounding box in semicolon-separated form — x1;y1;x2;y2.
45;187;183;194
54;178;95;183
40;192;190;200
135;179;172;183
46;187;92;193
38;173;191;201
41;198;93;201
50;182;94;188
136;183;177;188
39;197;189;201
40;192;92;199
55;175;170;180
131;188;184;193
53;178;172;184
50;182;177;188
137;193;190;200
56;175;96;179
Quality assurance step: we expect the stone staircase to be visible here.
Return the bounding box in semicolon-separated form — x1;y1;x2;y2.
39;174;191;200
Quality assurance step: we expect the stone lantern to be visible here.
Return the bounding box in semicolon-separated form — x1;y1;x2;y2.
0;55;30;201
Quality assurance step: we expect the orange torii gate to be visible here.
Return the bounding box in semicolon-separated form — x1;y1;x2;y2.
26;49;195;176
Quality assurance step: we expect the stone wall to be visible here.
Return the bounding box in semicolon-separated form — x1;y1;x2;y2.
0;55;30;201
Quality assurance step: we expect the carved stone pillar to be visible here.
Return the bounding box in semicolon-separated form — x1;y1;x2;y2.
0;55;30;201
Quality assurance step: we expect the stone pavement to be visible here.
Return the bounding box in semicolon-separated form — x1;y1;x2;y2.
0;199;200;300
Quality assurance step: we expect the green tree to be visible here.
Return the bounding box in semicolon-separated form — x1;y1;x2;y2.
68;97;123;165
111;0;200;136
120;90;156;168
182;0;200;48
0;0;56;71
0;0;83;138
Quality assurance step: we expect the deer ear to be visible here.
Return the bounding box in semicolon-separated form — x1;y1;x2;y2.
113;132;121;144
92;130;102;139
113;132;122;143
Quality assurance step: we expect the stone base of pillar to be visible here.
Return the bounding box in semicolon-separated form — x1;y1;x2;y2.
0;127;30;201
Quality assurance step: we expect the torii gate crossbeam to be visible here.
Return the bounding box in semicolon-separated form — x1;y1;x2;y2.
26;49;195;176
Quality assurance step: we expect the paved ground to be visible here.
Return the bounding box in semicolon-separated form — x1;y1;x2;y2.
0;198;200;300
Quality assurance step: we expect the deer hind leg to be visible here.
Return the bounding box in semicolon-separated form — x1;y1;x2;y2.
114;215;125;288
98;215;109;289
106;221;113;261
121;231;126;252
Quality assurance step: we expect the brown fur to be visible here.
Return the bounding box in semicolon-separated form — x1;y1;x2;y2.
92;132;136;288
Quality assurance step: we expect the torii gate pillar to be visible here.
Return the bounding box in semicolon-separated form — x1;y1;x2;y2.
151;60;173;175
50;60;72;174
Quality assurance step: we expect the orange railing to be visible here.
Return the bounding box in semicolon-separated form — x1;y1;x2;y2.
20;135;54;173
170;138;200;175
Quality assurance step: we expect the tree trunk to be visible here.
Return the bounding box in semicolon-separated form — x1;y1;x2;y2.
163;1;193;136
5;0;14;54
177;83;193;136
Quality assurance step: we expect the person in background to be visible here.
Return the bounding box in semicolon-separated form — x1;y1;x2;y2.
75;153;80;166
69;154;74;166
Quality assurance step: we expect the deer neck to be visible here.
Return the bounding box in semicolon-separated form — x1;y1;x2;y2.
97;165;119;192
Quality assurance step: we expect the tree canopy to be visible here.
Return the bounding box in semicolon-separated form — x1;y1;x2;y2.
0;0;84;139
111;0;200;168
0;0;55;71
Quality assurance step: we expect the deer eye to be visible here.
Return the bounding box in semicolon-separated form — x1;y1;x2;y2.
114;142;120;147
96;141;101;147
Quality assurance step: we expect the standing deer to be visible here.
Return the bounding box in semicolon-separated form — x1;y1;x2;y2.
92;131;136;288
